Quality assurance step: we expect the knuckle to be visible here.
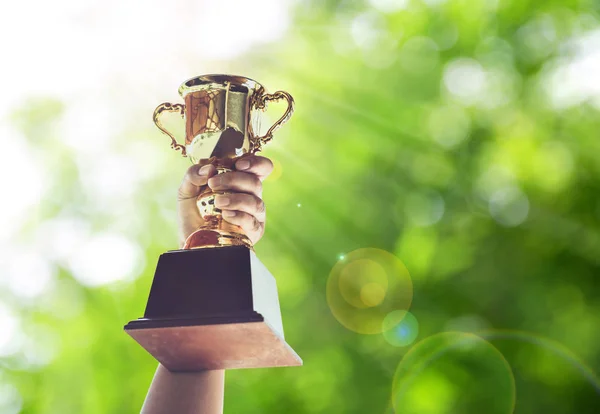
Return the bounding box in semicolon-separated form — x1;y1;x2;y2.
255;198;266;214
251;216;261;232
253;178;263;195
239;214;250;228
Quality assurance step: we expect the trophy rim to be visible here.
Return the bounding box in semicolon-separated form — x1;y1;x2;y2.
179;74;263;97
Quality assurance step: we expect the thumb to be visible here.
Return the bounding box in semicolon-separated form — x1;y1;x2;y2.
178;163;217;200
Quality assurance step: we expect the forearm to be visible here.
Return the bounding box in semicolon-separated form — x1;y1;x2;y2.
141;364;225;414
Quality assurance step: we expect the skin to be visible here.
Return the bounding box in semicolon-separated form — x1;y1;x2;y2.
177;155;274;248
142;155;274;414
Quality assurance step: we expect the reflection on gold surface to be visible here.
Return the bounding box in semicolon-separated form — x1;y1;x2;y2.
327;248;412;334
185;89;225;141
152;74;294;249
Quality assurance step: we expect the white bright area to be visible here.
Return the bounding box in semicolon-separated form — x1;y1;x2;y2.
0;1;293;390
0;0;292;282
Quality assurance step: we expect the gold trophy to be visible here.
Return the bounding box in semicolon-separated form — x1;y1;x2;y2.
125;75;301;371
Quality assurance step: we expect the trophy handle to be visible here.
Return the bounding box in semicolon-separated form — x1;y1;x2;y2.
153;102;187;157
251;91;295;153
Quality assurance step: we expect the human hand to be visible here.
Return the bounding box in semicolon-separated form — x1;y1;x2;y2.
177;155;274;248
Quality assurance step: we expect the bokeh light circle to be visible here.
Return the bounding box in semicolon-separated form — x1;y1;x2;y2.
339;259;388;309
361;282;387;307
392;332;515;414
479;330;600;394
327;248;412;334
382;311;419;347
488;186;529;227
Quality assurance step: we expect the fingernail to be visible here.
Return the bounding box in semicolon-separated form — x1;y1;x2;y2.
222;210;236;218
215;195;230;207
208;175;221;188
236;159;250;170
198;165;212;176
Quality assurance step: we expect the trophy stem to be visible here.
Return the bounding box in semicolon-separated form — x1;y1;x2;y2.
183;217;253;250
183;162;254;250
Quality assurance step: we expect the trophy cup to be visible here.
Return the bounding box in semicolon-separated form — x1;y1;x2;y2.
124;75;302;371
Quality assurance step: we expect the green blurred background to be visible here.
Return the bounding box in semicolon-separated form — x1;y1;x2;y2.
1;0;600;413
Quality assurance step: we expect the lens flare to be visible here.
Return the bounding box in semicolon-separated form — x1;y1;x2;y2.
383;310;419;347
361;282;387;307
339;259;388;309
479;330;600;393
327;248;412;334
392;332;516;414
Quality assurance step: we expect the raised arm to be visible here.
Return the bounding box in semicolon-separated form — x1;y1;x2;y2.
142;366;225;414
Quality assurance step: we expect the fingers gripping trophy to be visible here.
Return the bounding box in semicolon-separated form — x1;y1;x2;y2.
125;75;302;372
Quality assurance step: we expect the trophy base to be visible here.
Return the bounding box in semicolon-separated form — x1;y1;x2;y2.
125;314;301;371
124;246;302;372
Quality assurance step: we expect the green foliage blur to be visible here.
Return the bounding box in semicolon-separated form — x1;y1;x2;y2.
2;0;600;413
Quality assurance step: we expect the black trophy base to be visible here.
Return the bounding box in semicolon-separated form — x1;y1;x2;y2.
124;246;302;372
